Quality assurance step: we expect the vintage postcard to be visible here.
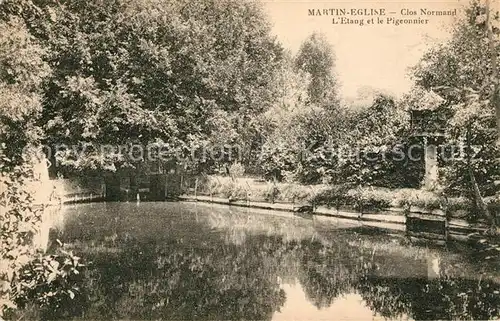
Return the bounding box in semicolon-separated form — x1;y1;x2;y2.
1;0;500;320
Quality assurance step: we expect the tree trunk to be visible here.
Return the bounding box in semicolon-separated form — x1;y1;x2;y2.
485;0;500;146
468;166;496;229
482;0;500;234
467;126;497;231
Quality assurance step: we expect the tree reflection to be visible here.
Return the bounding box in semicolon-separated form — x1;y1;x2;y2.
80;236;288;320
297;239;367;309
51;232;500;321
294;237;500;320
34;203;500;321
357;276;500;320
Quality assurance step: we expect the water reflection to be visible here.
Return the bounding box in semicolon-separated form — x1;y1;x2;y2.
274;285;382;321
34;202;500;320
81;237;287;320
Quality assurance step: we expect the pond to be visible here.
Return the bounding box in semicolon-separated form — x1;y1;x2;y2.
29;202;500;320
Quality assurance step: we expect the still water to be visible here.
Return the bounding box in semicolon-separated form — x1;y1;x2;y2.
43;202;500;320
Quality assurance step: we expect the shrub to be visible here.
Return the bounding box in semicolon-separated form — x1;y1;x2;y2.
310;184;354;209
263;183;280;203
347;187;392;212
229;163;245;179
278;184;314;203
394;189;440;210
1;165;43;315
311;185;393;212
448;197;474;220
196;176;478;219
394;189;473;217
203;176;220;196
201;176;249;199
10;249;85;320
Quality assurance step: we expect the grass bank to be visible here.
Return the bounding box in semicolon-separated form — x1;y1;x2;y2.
190;175;476;220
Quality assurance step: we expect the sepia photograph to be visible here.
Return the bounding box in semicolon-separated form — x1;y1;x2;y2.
1;0;500;320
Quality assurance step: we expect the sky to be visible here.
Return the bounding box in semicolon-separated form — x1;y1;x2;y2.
262;0;469;100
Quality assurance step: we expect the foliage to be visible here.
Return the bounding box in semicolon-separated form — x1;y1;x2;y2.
3;0;284;173
197;176;479;216
0;165;42;316
9;249;85;321
197;176;477;215
263;182;280;202
197;175;320;203
260;104;344;183
411;0;500;198
0;12;51;316
0;15;49;168
294;32;337;107
310;184;476;217
347;187;393;212
396;190;446;211
311;185;393;212
399;87;445;111
407;0;500;228
228;162;245;179
261;87;418;187
330;94;415;187
0;8;86;319
259;36;343;183
310;184;354;208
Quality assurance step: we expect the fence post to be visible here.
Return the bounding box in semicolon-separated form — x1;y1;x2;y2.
101;181;106;199
271;180;277;204
194;177;198;201
165;176;168;200
246;181;251;206
180;173;184;195
309;185;316;212
444;205;450;242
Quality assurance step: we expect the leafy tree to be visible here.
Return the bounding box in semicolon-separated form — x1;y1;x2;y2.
259;45;343;183
0;15;51;316
411;0;500;227
331;94;414;187
8;0;283;173
294;32;337;108
0;14;49;167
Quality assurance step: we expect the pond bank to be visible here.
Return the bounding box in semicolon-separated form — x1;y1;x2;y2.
32;175;488;245
179;194;486;243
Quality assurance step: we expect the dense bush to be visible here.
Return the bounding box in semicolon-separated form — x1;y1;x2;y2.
347;187;393;212
193;175;480;220
260;91;422;189
197;176;321;203
311;184;477;217
229;163;245;179
9;249;85;321
310;184;354;209
312;186;393;212
0;165;42;315
200;176;249;199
